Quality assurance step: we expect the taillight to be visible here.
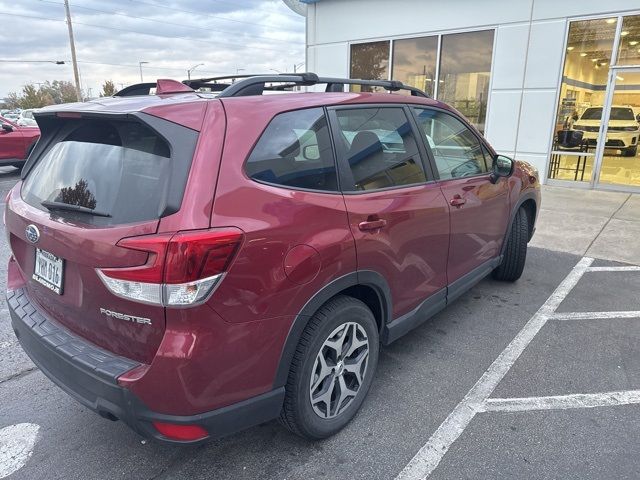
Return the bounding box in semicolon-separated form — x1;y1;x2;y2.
97;228;243;307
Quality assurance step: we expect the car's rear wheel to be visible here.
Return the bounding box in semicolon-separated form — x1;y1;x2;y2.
279;295;379;439
493;207;528;282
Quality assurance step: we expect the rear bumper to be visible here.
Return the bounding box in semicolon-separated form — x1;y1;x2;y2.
8;288;284;444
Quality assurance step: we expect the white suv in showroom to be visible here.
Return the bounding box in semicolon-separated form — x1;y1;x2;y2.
572;106;640;157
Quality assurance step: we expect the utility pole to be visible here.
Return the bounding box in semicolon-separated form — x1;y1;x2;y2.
64;0;82;102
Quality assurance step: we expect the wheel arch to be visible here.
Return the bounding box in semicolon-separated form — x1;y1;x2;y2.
272;270;391;389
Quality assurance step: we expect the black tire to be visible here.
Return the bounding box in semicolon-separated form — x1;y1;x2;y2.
279;295;379;440
623;146;637;157
493;207;528;282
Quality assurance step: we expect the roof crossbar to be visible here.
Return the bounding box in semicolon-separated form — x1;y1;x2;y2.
115;72;429;98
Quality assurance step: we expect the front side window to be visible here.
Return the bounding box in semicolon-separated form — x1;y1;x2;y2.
413;108;488;180
335;107;427;191
245;108;338;192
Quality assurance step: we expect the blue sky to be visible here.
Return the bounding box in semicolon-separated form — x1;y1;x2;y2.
0;0;305;98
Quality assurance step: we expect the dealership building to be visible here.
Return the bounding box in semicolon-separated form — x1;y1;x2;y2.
293;0;640;192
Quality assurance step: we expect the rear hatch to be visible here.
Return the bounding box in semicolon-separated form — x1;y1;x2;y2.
6;111;200;364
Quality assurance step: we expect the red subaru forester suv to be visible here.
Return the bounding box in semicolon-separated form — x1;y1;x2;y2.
6;74;540;443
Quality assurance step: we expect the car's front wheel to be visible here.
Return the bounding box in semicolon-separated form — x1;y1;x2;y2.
279;295;379;439
623;146;637;157
493;206;529;282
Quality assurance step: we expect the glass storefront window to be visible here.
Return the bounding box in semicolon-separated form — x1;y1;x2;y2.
598;70;640;187
391;36;438;97
617;15;640;66
438;30;494;134
350;41;390;92
548;18;617;182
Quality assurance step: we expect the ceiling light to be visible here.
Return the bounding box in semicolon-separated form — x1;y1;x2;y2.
600;61;607;66
567;46;574;51
621;31;629;36
580;52;588;57
630;41;639;46
616;76;624;81
591;58;598;62
606;18;616;24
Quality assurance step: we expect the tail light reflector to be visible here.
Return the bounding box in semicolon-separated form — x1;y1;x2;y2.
97;228;243;307
152;422;208;441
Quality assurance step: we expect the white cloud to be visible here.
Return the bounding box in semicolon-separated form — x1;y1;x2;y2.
0;0;305;98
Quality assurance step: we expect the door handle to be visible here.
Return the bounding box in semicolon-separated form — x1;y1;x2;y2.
450;194;466;207
358;218;387;232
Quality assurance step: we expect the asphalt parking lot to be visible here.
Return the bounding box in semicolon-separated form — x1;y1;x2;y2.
1;166;640;479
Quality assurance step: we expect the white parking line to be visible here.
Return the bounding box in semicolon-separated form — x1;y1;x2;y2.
0;423;40;479
586;266;640;272
482;390;640;412
552;311;640;320
395;257;594;480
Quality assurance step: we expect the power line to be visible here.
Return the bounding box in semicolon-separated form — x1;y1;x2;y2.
0;11;302;54
35;0;300;45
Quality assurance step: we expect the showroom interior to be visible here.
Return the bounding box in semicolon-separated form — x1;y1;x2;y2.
303;1;640;192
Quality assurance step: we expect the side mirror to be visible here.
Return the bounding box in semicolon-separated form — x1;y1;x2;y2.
302;144;320;161
490;155;514;184
636;114;640;123
1;123;13;132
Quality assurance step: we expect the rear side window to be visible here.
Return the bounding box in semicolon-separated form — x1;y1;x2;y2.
334;107;427;191
245;108;338;192
21;118;184;225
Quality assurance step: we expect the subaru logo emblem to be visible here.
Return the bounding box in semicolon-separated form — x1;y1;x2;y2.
25;224;40;244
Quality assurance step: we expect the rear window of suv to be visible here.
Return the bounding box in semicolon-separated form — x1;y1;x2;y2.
21;118;185;225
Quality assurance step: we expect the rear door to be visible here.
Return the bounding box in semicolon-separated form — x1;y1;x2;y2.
6;112;201;363
328;105;450;319
411;107;510;284
0;117;24;160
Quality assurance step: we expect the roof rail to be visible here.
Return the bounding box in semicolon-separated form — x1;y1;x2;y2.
115;73;429;98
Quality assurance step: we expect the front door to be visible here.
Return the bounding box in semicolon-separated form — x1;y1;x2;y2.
593;67;640;190
412;107;510;283
329;105;450;319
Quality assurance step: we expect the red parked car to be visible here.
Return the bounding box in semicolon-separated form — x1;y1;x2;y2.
0;115;40;168
6;74;540;443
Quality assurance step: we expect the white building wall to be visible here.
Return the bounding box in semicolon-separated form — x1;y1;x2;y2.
306;0;640;182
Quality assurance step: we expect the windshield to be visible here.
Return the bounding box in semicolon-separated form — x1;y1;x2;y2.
21;119;173;226
580;107;635;121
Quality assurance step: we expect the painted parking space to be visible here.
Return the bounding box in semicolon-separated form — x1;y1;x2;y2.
397;257;640;480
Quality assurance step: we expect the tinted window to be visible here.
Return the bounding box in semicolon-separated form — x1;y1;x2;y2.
438;30;494;134
21;119;177;226
413;108;488;180
350;41;390;92
335;107;426;191
245;108;337;191
581;107;635;121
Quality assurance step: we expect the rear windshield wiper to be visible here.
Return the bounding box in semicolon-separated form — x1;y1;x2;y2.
41;200;112;218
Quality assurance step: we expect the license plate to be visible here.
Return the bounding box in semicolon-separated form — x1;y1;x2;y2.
33;248;64;295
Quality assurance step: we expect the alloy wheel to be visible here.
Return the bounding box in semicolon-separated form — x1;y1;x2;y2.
309;321;370;419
